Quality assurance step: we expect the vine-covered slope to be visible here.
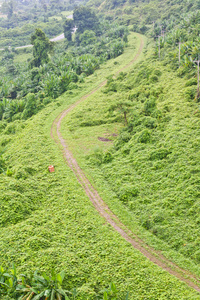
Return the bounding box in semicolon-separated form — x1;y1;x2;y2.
1;32;200;299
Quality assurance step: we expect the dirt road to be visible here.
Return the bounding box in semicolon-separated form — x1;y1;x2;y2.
51;34;200;293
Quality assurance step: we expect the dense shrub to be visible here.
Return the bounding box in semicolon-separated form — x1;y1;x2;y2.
149;74;159;83
143;97;157;115
114;132;131;149
149;149;171;160
185;78;197;87
184;86;196;101
103;150;113;163
143;116;157;128
118;184;139;203
137;129;151;143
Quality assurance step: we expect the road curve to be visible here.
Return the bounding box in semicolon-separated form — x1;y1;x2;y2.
0;14;73;51
0;32;65;51
51;34;200;294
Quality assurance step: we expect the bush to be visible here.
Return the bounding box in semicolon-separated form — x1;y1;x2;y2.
153;69;162;77
0;157;5;174
14;166;29;179
89;147;103;165
149;75;159;83
105;82;118;92
114;132;131;150
184;86;196;101
119;184;139;203
103;150;113;163
104;76;118;93
149;149;171;160
4;123;16;134
22;93;38;119
143;97;156;115
143;116;157;129
6;168;13;176
150;86;163;98
151;109;162;119
0;121;7;133
137;129;151;143
185;78;197;87
140;215;153;230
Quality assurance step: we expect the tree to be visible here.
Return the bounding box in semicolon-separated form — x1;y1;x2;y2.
63;18;74;42
79;30;96;46
73;6;100;35
109;100;132;125
30;28;54;67
1;1;14;19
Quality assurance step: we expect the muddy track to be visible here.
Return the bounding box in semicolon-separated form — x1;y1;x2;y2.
51;34;200;293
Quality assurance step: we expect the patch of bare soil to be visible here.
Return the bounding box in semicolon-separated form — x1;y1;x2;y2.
51;35;200;293
98;137;112;142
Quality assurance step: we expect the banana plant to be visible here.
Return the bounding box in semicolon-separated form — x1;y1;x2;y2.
0;264;18;298
97;283;129;300
0;265;7;295
17;270;71;300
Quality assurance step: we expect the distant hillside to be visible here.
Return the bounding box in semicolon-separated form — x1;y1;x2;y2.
89;0;200;34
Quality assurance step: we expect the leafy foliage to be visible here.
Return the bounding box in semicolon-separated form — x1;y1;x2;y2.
0;266;70;299
73;6;100;35
64;19;74;42
0;19;127;122
0;33;199;299
30;29;54;67
0;265;130;300
60;32;200;275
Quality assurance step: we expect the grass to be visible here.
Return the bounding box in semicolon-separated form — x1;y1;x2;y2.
1;32;200;299
14;51;32;63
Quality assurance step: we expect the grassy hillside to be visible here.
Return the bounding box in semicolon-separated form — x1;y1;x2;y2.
1;32;200;299
92;0;199;27
59;31;200;277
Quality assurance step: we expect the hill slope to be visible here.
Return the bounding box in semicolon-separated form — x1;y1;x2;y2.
1;32;200;299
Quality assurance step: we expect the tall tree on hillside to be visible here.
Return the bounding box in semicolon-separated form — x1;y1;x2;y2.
73;6;100;35
63;18;74;41
30;28;54;67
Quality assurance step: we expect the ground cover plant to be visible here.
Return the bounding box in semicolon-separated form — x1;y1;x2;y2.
0;32;200;299
1;0;200;297
59;31;200;279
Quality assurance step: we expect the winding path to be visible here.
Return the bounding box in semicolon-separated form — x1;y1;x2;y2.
51;34;200;293
0;32;65;51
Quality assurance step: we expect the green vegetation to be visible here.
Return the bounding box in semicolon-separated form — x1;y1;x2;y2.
0;265;70;299
0;265;128;299
30;28;54;67
60;34;200;277
0;31;200;299
64;18;74;41
0;0;74;48
1;0;200;298
0;15;127;121
73;6;100;35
